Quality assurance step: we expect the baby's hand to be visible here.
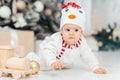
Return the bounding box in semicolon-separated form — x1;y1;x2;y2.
51;62;63;70
93;68;107;74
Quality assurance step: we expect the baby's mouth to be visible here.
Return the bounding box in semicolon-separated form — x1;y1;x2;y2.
69;37;74;39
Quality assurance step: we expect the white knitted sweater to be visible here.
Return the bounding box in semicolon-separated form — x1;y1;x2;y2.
38;32;99;70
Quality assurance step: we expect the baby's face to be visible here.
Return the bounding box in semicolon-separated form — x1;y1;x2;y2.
61;24;82;46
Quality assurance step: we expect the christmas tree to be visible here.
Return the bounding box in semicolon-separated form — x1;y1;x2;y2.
92;23;120;51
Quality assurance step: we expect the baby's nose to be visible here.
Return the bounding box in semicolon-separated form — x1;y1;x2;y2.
68;14;76;19
69;31;74;35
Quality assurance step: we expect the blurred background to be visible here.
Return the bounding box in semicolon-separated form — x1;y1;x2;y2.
0;0;120;51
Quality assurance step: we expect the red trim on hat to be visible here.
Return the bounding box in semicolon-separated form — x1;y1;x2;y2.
62;2;81;9
62;4;68;9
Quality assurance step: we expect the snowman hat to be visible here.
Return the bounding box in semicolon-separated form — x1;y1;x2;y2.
60;2;86;32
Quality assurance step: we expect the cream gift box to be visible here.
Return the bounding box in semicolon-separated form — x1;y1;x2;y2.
0;46;14;68
0;30;35;57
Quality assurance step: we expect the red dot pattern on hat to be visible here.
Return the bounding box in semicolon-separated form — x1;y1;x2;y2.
62;2;81;9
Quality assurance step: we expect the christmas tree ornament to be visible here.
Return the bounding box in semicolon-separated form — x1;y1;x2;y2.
25;10;40;23
54;11;61;19
13;13;27;28
27;3;33;10
16;0;26;11
108;35;112;40
33;1;44;12
0;6;11;19
12;0;17;15
113;26;120;41
30;60;40;75
98;41;103;47
106;27;110;33
44;8;52;16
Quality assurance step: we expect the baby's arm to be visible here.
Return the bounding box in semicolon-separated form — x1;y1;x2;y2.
80;36;107;74
39;36;59;69
93;67;107;74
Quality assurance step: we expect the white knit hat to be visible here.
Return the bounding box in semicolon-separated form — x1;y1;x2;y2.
60;2;86;32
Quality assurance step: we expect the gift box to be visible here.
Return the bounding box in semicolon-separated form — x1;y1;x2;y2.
0;46;14;68
0;30;35;57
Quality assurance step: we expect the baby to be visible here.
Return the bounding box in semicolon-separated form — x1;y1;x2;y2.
38;2;107;74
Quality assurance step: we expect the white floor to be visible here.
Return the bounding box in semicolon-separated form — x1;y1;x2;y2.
0;50;120;80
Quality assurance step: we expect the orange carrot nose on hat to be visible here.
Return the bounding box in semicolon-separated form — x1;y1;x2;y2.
60;2;86;32
68;14;76;19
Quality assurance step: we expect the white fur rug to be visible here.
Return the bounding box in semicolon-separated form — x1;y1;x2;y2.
0;39;120;80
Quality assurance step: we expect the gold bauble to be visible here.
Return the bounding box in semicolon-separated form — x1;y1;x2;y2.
30;60;40;75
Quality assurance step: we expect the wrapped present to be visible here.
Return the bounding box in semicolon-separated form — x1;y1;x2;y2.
0;46;14;68
0;30;35;57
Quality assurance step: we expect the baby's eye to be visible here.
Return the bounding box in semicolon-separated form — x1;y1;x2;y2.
65;9;69;12
75;29;79;32
65;29;70;31
79;10;83;13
